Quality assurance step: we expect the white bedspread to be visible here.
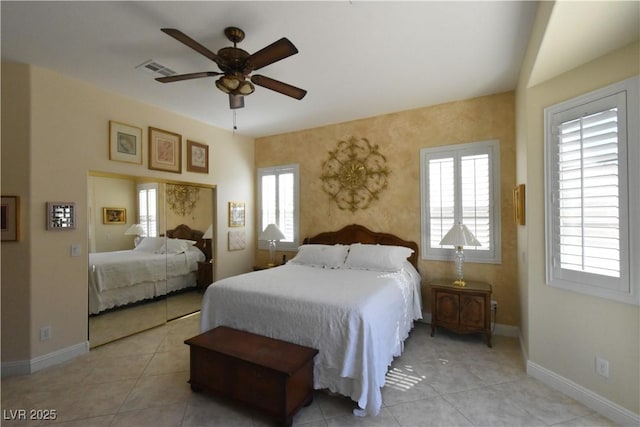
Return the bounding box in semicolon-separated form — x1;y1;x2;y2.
200;262;422;416
90;248;203;292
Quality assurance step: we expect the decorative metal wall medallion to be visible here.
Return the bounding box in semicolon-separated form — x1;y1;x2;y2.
167;184;200;216
320;136;390;212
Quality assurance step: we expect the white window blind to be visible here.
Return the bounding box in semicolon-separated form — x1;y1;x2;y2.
545;76;638;305
554;108;621;278
421;140;501;263
258;164;299;250
137;183;158;237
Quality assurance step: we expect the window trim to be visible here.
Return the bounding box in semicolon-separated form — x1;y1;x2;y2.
544;76;639;305
420;139;501;264
257;163;300;251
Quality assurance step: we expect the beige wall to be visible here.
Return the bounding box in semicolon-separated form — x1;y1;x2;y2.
516;4;639;414
256;92;519;326
1;63;256;366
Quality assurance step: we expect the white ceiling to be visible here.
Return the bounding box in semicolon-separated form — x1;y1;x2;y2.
1;1;635;138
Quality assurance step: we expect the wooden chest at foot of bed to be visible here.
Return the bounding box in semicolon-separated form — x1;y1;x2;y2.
184;326;318;427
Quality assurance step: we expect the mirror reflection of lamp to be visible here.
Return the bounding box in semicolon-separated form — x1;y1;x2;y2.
203;224;214;263
259;223;285;267
124;224;145;248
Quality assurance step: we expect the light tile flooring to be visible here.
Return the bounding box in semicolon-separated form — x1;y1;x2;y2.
1;314;619;427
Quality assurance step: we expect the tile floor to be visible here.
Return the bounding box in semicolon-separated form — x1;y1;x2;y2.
1;314;619;426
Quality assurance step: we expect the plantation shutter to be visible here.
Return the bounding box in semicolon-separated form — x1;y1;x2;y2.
548;91;629;291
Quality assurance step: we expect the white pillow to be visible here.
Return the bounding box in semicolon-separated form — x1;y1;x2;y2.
343;243;414;272
133;237;164;253
288;244;349;269
157;238;195;254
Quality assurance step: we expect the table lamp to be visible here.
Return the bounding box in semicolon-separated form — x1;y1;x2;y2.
124;224;145;247
439;223;481;287
259;223;285;266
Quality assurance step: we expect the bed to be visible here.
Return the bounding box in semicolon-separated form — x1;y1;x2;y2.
89;224;207;315
200;224;422;417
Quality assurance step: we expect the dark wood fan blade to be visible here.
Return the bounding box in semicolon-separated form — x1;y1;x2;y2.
155;71;222;83
161;28;225;68
245;38;298;72
251;75;307;100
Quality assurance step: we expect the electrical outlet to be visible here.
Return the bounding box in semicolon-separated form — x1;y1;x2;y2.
491;300;498;310
595;356;610;378
40;326;52;341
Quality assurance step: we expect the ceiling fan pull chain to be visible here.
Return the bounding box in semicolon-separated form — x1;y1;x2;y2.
233;110;238;132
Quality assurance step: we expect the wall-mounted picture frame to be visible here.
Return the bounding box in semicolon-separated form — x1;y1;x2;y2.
1;196;20;241
513;184;525;225
228;201;245;227
102;207;126;224
109;121;142;164
47;202;76;231
187;140;209;174
149;126;182;173
228;229;246;251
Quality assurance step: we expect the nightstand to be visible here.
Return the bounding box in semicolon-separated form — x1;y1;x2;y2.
429;279;492;347
197;261;213;291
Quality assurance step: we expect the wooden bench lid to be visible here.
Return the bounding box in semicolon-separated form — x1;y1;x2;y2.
185;326;318;376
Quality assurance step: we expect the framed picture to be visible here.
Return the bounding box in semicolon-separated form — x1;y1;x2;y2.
228;230;246;251
109;121;142;164
102;207;126;224
513;184;525;225
187;140;209;173
47;202;76;231
228;201;245;227
1;196;20;241
149;126;182;173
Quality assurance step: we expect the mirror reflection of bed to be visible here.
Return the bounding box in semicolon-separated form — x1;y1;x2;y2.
88;173;215;348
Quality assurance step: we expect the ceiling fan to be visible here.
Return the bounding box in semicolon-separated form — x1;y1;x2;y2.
156;26;307;109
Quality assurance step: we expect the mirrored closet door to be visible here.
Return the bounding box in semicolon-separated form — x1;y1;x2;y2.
88;172;216;347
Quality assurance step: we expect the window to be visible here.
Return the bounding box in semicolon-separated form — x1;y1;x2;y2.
257;164;299;251
137;183;158;237
544;76;639;305
420;140;501;263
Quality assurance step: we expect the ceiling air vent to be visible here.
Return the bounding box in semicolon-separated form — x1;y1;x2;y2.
135;60;176;77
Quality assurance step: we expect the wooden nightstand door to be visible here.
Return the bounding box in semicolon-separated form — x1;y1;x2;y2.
460;294;486;329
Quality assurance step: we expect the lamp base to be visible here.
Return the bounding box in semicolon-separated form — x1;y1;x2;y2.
453;279;466;287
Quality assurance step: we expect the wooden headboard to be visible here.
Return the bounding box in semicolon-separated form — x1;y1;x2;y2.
303;224;419;268
166;224;210;260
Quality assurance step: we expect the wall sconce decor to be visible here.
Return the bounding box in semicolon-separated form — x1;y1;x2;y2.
167;184;200;217
320;136;390;212
47;201;76;230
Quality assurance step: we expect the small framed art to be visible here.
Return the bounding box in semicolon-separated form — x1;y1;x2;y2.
1;196;20;241
109;121;142;164
47;202;76;230
103;207;126;224
187;140;209;173
228;201;245;227
149;126;182;173
513;184;525;225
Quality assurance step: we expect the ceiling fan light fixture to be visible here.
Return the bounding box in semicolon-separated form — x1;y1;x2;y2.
237;80;254;95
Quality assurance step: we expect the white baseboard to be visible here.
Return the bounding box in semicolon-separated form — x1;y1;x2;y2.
527;360;640;427
1;341;89;378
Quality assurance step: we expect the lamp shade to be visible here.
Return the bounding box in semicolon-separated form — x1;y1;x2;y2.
124;224;144;236
259;223;285;241
203;224;213;239
439;223;481;247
